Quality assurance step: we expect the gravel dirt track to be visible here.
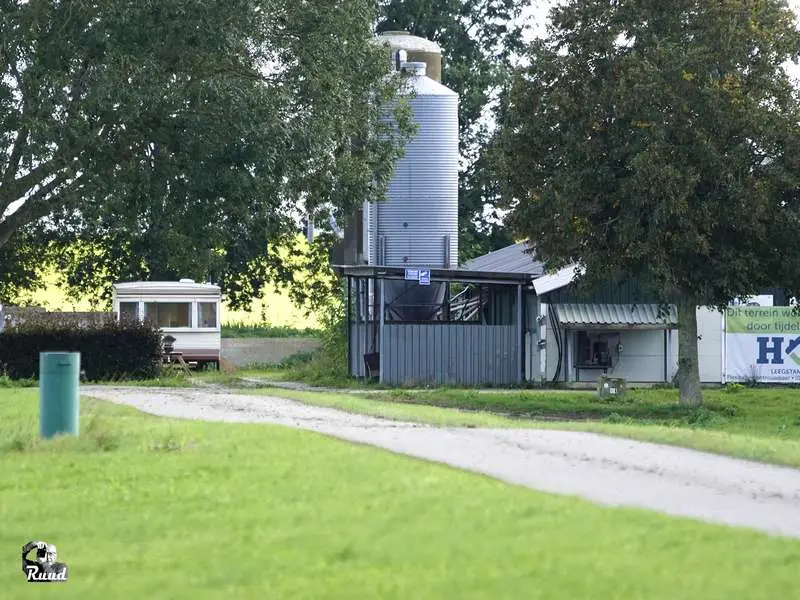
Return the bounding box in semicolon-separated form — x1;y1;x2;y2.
84;386;800;538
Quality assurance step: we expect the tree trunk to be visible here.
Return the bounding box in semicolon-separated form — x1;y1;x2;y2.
676;298;702;406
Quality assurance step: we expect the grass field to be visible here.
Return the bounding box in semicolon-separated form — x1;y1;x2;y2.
2;388;800;599
380;386;800;437
220;323;321;338
239;384;800;468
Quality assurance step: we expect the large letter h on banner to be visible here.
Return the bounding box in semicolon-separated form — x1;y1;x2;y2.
757;337;784;364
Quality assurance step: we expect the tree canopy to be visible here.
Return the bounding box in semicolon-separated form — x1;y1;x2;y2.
497;0;800;404
0;0;411;308
378;0;528;261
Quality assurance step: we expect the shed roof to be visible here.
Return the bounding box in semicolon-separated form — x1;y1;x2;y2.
332;264;531;285
461;242;545;277
113;281;220;296
555;303;677;329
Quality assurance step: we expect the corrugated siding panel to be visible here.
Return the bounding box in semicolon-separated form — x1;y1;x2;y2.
349;323;378;377
525;332;535;380
367;202;377;264
555;304;677;327
525;293;537;329
382;325;518;386
380;87;459;268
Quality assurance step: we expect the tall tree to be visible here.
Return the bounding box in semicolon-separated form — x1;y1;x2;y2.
378;0;528;261
0;233;40;304
497;0;800;405
0;0;411;308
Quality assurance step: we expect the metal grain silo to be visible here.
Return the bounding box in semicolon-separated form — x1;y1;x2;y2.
370;57;459;320
337;33;459;322
376;60;458;270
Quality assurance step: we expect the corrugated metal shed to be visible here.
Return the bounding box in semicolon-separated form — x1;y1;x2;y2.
461;242;544;276
555;304;677;329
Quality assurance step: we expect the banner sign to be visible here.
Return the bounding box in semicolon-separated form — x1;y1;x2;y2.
725;306;800;382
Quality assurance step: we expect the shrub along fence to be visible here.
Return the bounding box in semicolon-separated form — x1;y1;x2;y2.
0;317;163;381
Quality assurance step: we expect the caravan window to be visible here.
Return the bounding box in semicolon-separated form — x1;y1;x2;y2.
144;302;191;328
119;302;139;321
198;302;218;328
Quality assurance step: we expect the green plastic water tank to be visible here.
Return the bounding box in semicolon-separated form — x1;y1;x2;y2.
39;352;80;438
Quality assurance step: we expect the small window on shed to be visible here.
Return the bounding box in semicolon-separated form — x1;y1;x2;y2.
119;302;139;322
144;302;191;328
198;302;218;328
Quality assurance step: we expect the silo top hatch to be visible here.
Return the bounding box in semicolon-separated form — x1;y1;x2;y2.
377;30;443;83
378;31;442;54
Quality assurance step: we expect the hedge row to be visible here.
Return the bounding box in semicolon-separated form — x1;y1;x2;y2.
0;318;163;381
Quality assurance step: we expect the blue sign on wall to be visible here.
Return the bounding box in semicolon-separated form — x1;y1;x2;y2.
418;269;431;286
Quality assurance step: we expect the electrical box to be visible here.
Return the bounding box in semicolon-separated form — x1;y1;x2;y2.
598;375;627;400
577;332;615;367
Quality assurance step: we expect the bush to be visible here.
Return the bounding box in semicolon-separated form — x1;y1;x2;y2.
278;351;316;368
277;283;353;385
686;407;728;428
604;412;630;424
0;317;163;381
0;373;36;388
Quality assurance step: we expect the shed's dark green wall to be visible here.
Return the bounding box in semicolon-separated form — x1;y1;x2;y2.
542;276;658;304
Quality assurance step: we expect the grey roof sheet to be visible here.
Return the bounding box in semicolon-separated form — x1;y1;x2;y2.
332;264;531;284
555;304;677;328
461;242;545;276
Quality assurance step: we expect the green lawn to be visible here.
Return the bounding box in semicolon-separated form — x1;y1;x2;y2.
244;385;800;468
383;386;800;435
2;388;800;599
380;386;800;435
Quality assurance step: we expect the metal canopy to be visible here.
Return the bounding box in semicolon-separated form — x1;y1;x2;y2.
555;303;677;329
333;264;533;286
461;241;545;277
